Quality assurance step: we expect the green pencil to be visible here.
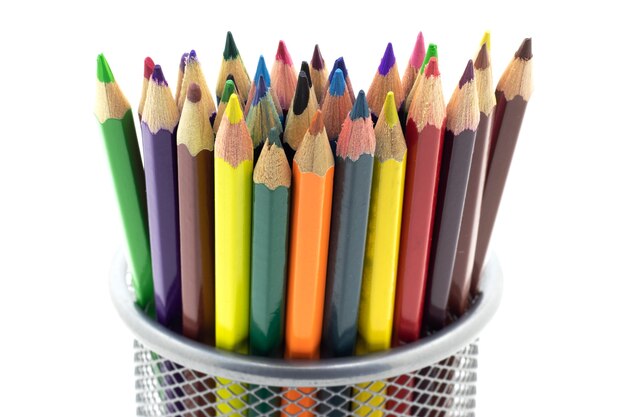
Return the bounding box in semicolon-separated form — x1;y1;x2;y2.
95;54;154;313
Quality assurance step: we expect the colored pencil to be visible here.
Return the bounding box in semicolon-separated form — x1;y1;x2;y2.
425;60;479;331
216;31;251;105
472;38;533;291
283;71;318;163
403;43;438;117
310;44;328;106
141;65;182;330
393;57;445;345
401;33;425;106
176;50;217;125
138;56;154;121
449;39;496;317
366;43;404;120
270;40;298;116
321;68;353;143
320;57;356;106
95;54;153;313
300;61;316;102
177;82;216;344
214;79;242;137
174;52;189;106
246;75;283;162
214;94;253;415
244;55;282;118
283;110;334;417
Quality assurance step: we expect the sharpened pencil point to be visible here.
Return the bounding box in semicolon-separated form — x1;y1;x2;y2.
409;32;426;68
179;52;189;71
151;65;168;86
225;94;243;124
254;55;271;86
221;80;237;105
329;57;348;83
268;127;282;148
475;43;490;70
378;43;397;76
300;61;312;87
144;57;155;79
420;43;438;74
97;53;114;83
189;49;197;60
223;31;240;60
293;72;310;115
515;38;533;60
276;40;293;65
329;68;346;96
226;74;236;86
187;82;202;103
253;75;268;106
460;60;475;87
309;109;325;135
481;31;491;52
350;90;370;120
311;44;324;70
381;92;399;127
424;57;440;78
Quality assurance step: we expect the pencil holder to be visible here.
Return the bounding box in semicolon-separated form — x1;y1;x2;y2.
110;251;502;416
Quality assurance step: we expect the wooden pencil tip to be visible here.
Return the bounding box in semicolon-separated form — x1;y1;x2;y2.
475;43;490;70
459;60;475;87
179;52;189;71
381;92;399;127
481;31;491;52
350;90;370;120
226;73;236;85
515;38;533;60
223;31;240;60
253;75;268;106
225;94;243;124
329;68;346;96
309;109;325;135
189;49;198;60
144;57;155;80
424;57;440;78
378;42;396;76
221;80;237;104
151;65;168;86
329;57;348;83
311;44;325;70
300;61;312;87
97;53;114;83
276;40;293;65
268;126;282;148
187;82;202;103
254;55;271;86
293;72;310;115
409;32;426;68
420;43;438;74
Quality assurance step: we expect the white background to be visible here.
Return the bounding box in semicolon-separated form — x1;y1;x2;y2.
1;1;624;415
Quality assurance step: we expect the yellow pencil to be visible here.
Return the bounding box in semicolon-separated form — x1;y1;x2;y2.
214;94;253;415
354;92;407;416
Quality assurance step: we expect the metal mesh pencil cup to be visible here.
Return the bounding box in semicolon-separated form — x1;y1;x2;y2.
110;252;502;416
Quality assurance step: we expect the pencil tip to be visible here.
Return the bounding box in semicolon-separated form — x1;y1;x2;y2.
381;91;399;127
300;61;312;87
424;57;440;78
151;65;167;86
97;53;114;83
378;42;396;76
144;57;155;79
475;43;490;70
350;90;370;120
189;49;197;60
293;72;310;115
481;31;491;52
329;57;348;83
515;38;533;60
329;68;346;96
420;43;438;74
223;31;240;60
459;60;475;88
276;40;293;65
254;55;271;86
268;126;282;148
409;32;426;68
179;52;189;71
187;82;202;103
311;44;324;70
309;109;325;135
253;75;268;106
225;93;243;124
226;73;236;86
222;79;237;104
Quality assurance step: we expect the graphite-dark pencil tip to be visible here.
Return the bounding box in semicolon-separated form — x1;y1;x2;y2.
223;31;240;60
459;60;475;87
179;52;189;71
329;68;346;96
378;42;396;76
187;82;202;103
253;75;268;106
254;55;271;86
309;109;325;135
300;61;312;87
515;38;533;60
311;44;324;70
350;90;370;120
293;72;310;115
268;126;282;148
276;40;293;65
144;57;155;79
152;65;168;86
97;53;114;83
474;43;490;70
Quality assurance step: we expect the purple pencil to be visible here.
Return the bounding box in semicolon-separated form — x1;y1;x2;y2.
141;65;182;330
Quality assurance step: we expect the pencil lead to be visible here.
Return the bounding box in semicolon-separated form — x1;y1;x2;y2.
381;92;399;127
151;65;168;85
144;57;155;79
187;82;202;103
221;79;237;104
254;55;271;86
481;31;491;52
226;73;237;88
420;43;438;74
293;71;310;115
97;53;114;83
409;32;426;68
276;40;293;65
309;109;325;135
300;61;312;87
225;94;243;124
515;38;533;60
189;49;197;60
475;43;490;70
350;90;370;120
311;44;324;70
268;126;282;148
424;57;440;78
223;31;240;60
329;68;346;96
253;75;268;106
329;57;348;83
179;52;189;71
378;42;397;76
459;60;475;87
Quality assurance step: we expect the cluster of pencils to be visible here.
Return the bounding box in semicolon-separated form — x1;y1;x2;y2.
96;31;533;416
